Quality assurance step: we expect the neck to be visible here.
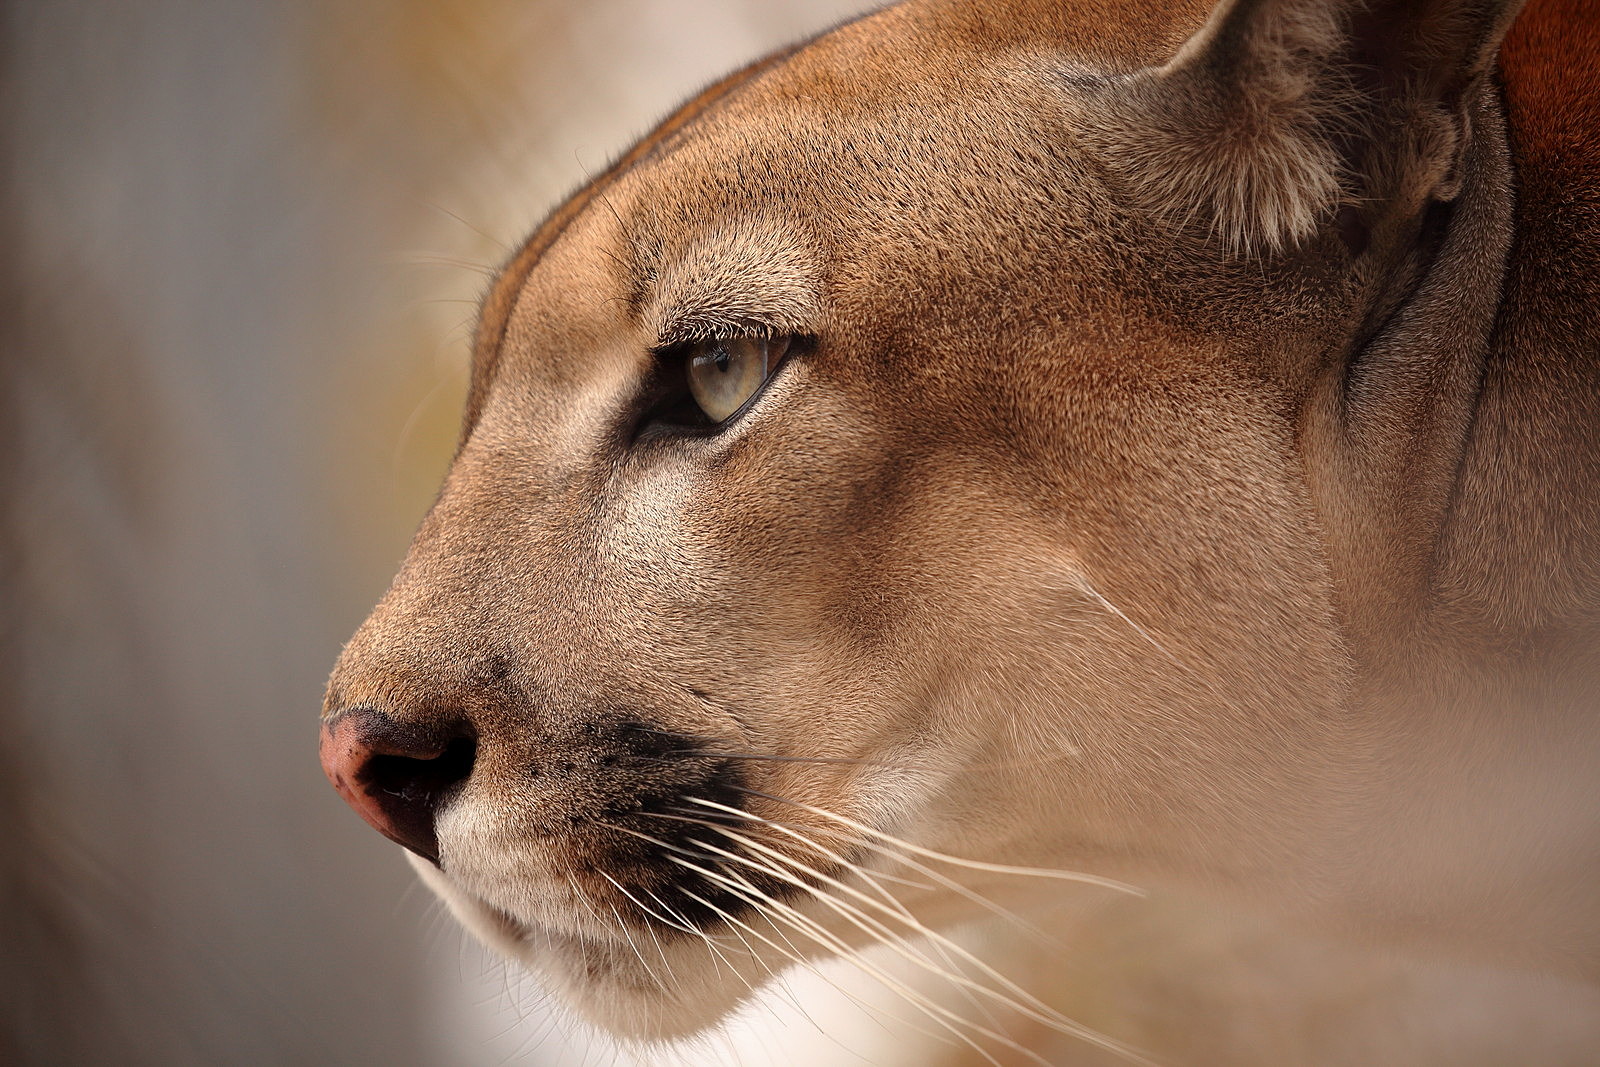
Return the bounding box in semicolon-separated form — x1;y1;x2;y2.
1303;78;1517;668
1312;76;1600;971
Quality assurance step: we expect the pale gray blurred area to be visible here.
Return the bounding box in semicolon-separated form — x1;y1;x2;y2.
0;2;864;1064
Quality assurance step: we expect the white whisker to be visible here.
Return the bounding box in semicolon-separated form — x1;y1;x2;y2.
699;793;1145;896
695;819;1054;1011
653;808;935;893
606;899;668;992
1074;573;1185;669
648;884;741;986
680;828;1151;1065
663;804;1056;938
677;855;1035;1067
671;881;955;1052
592;866;730;950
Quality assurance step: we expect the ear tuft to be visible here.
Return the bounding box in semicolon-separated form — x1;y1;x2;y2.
1088;0;1524;256
1121;1;1351;253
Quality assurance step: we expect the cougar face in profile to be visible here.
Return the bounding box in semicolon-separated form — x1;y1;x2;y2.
322;0;1599;1058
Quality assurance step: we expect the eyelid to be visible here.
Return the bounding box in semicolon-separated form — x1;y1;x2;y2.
650;330;805;365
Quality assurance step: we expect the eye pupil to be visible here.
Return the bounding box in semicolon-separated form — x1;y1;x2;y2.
713;346;730;372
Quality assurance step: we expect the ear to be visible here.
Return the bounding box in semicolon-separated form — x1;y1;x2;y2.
1096;0;1526;253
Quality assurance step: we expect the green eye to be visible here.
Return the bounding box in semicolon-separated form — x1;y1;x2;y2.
685;336;788;423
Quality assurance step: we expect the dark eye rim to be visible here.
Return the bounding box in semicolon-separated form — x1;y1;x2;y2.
629;332;812;446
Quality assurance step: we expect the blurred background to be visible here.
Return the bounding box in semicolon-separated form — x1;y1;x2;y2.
0;2;868;1064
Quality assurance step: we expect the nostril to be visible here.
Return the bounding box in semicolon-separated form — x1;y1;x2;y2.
361;736;477;811
320;709;477;867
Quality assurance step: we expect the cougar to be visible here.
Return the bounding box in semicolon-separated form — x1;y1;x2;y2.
321;0;1600;1061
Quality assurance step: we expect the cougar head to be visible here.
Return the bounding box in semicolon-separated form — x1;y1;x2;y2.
323;0;1523;1041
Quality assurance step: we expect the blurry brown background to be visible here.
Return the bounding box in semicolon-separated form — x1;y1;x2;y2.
0;2;865;1064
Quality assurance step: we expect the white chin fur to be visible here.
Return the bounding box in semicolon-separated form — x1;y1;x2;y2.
405;852;753;1041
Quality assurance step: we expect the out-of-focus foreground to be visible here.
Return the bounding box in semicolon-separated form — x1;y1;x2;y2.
0;3;862;1064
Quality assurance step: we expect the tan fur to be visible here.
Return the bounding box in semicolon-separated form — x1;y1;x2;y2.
322;0;1600;1059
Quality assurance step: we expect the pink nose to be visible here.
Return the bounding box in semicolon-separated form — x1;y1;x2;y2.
319;709;477;865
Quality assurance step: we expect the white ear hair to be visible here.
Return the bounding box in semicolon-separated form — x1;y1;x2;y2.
1089;0;1524;255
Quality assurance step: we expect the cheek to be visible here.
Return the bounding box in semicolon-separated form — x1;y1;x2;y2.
596;460;701;573
597;433;926;720
688;446;916;643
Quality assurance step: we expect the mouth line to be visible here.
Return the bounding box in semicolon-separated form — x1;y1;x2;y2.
430;789;881;964
454;844;833;953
